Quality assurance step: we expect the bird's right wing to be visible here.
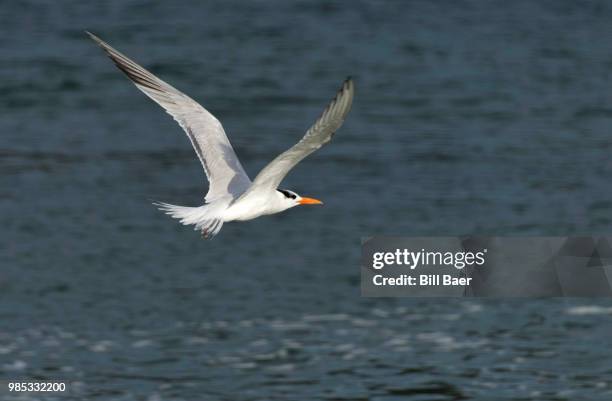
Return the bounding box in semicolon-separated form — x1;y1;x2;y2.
88;32;251;202
248;78;354;191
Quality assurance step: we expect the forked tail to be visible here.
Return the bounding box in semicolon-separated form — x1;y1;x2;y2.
153;202;224;239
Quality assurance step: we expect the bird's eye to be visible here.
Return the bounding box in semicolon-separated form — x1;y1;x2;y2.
278;189;296;199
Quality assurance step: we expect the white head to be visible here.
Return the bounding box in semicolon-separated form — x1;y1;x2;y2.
275;189;323;211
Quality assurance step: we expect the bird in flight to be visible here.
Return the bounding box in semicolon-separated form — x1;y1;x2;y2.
88;32;354;239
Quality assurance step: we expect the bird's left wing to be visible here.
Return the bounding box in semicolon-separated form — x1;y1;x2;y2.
87;32;251;202
248;78;354;191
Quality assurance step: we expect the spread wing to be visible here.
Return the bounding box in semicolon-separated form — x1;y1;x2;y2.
249;78;354;191
87;32;251;202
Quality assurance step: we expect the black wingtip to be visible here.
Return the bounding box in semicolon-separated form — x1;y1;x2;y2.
343;77;354;92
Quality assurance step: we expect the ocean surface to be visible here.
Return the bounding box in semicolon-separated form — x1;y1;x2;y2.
2;1;612;400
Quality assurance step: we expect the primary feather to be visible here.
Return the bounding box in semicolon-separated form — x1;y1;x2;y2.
87;31;251;203
248;78;354;192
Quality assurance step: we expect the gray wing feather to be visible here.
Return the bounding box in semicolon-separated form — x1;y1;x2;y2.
87;32;251;202
250;78;354;190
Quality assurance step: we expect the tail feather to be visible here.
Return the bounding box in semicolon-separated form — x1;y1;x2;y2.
153;202;224;239
200;218;223;239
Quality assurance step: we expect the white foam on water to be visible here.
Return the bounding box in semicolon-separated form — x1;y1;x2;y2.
565;306;612;315
132;339;154;348
3;359;27;371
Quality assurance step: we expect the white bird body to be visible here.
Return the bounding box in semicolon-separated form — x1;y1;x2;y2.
224;192;286;221
88;32;354;238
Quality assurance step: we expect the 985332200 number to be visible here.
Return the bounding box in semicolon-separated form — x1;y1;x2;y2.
8;382;66;392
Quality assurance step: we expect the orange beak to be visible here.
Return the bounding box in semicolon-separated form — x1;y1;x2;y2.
299;197;323;205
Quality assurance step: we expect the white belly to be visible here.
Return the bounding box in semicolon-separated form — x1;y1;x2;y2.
222;193;283;222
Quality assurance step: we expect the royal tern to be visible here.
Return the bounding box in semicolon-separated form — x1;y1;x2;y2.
88;32;354;239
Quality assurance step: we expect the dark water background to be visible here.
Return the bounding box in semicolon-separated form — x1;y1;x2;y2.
2;0;612;399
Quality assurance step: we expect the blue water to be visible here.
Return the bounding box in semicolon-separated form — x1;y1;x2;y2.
2;1;612;399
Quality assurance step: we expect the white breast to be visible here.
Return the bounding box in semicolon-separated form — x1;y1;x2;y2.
222;191;285;222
